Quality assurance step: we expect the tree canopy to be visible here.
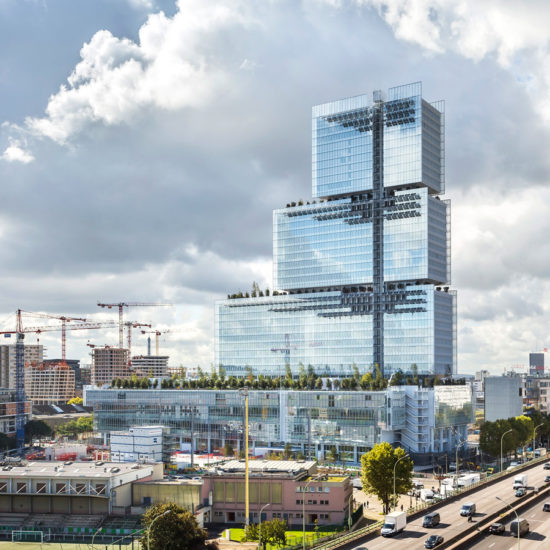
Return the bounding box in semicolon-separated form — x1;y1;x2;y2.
25;419;52;443
141;503;212;550
479;415;538;459
361;443;413;513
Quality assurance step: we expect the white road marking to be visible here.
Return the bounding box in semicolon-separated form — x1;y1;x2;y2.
531;513;536;517
488;543;495;549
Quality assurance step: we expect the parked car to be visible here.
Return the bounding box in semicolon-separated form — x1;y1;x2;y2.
489;523;505;535
424;535;444;549
510;461;519;468
515;487;526;497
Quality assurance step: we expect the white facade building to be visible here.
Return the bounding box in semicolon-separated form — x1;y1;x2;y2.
110;426;164;462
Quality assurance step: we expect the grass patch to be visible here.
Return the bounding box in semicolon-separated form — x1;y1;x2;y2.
229;526;344;549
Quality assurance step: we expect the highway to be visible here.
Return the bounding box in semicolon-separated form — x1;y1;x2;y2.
350;461;550;550
467;496;550;549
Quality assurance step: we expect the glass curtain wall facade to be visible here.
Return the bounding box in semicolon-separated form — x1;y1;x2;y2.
85;386;471;462
216;82;455;378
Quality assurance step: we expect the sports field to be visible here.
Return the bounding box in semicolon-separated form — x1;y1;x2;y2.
0;541;139;549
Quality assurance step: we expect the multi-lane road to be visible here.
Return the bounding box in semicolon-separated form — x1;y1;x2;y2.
350;461;550;549
468;496;550;549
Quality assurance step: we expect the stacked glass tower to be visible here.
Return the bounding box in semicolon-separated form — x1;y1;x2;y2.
216;82;456;378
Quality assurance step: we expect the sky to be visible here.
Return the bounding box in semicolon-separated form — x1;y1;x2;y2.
1;0;550;375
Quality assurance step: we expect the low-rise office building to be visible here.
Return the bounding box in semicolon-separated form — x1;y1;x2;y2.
202;460;351;526
484;376;523;421
0;461;163;515
85;385;473;464
110;426;164;462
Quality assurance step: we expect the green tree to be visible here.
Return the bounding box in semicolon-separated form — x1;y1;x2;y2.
360;443;413;513
479;419;514;458
352;363;360;382
242;523;259;541
360;372;373;390
141;503;209;550
67;397;83;405
411;364;419;385
76;415;93;433
25;420;52;443
283;443;293;460
263;519;287;548
389;369;405;386
223;442;234;457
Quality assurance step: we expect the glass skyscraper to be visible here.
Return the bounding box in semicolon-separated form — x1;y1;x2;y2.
216;82;456;378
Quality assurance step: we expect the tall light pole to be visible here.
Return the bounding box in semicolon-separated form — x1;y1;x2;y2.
302;474;323;550
347;493;353;529
258;503;271;550
393;454;409;511
240;387;250;525
148;509;171;550
496;496;520;550
533;423;543;459
501;429;513;473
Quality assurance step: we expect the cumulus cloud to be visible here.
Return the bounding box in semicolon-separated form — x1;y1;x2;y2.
1;0;550;373
356;0;550;119
23;0;252;145
1;138;34;164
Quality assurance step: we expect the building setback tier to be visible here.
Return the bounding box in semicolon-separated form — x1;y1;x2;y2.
216;285;455;378
216;82;455;378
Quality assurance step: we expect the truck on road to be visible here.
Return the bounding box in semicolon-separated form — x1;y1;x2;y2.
381;511;407;537
535;448;548;458
457;473;480;487
513;474;528;489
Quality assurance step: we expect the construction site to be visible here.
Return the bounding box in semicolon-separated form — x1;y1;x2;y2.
0;302;174;450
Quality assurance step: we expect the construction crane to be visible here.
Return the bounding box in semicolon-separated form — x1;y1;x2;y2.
97;302;172;348
16;310;86;365
0;310;118;450
124;322;152;367
141;329;179;356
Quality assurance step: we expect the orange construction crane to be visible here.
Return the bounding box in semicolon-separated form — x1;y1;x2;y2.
97;302;172;348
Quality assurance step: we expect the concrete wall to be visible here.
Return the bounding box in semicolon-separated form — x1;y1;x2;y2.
485;377;523;422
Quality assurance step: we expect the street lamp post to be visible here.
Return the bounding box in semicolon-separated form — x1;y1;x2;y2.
393;454;409;511
496;496;520;550
302;474;323;550
501;429;513;473
533;423;543;460
347;494;353;529
258;503;271;550
147;509;172;550
239;388;250;525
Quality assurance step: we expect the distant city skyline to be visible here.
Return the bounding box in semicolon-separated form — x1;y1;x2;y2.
1;1;550;374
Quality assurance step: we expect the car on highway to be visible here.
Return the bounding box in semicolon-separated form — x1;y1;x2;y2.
545;475;550;483
424;535;444;549
515;487;526;497
422;512;440;528
544;462;550;470
488;523;505;535
543;502;550;512
460;502;476;516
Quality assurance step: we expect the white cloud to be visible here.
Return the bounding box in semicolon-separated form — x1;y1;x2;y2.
1;139;34;163
356;0;550;119
22;0;253;145
126;0;155;9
